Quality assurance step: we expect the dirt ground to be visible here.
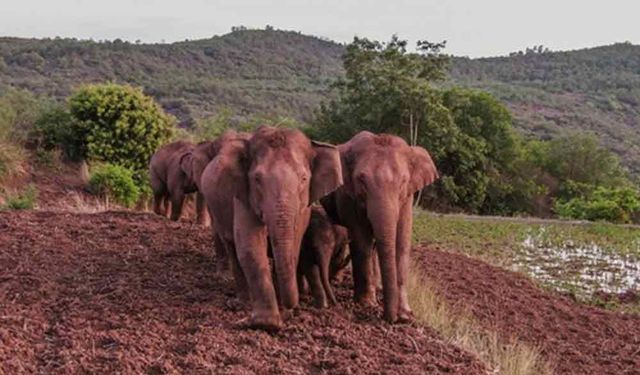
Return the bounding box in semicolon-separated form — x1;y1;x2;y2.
413;245;640;375
0;211;486;374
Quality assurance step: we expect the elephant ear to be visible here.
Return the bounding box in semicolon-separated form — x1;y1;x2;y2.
310;141;343;203
179;152;194;184
408;146;439;195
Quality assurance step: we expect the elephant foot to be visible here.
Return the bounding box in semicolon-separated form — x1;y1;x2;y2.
397;308;415;324
215;259;230;274
244;310;283;332
313;299;329;309
354;291;378;307
383;308;399;324
237;291;250;303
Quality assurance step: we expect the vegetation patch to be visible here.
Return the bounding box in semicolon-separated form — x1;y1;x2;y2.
89;163;140;208
407;271;553;375
1;184;38;210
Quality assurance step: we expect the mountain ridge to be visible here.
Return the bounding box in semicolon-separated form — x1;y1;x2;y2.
1;29;639;172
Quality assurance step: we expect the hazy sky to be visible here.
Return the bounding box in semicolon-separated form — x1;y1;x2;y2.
2;0;639;57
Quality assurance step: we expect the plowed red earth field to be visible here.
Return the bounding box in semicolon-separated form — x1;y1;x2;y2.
0;211;486;374
413;246;640;375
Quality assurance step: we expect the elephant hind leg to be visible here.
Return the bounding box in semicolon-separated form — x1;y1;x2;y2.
221;238;248;301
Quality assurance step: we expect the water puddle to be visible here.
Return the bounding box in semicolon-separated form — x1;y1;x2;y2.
515;227;640;298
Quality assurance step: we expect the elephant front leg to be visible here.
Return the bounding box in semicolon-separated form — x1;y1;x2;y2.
214;233;230;273
233;198;282;331
196;192;210;226
305;264;328;308
395;199;414;322
169;189;185;221
349;225;377;306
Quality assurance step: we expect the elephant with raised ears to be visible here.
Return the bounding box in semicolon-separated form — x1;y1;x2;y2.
200;126;343;331
321;131;438;323
149;141;199;221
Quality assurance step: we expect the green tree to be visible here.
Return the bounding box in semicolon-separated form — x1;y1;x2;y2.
313;35;449;143
313;36;525;213
67;83;175;179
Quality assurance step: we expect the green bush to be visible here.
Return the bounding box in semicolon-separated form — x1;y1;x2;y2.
89;163;140;208
67;83;175;180
1;185;38;210
32;104;79;158
555;185;640;223
0;88;49;143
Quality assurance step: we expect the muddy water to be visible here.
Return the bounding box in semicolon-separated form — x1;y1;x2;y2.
515;228;640;297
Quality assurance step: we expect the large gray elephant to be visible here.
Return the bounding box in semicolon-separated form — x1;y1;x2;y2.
321;131;438;323
200;127;343;331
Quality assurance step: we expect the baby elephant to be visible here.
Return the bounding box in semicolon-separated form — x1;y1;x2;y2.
298;206;350;308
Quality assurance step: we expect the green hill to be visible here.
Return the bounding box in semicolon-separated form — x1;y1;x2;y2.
450;43;640;174
2;29;640;173
0;29;344;125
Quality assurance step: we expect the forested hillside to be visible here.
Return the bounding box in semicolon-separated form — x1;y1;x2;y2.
0;29;343;125
450;43;640;173
1;29;640;172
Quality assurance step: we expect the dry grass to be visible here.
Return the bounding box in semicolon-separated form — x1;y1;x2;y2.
0;140;27;183
407;270;554;375
64;192;118;213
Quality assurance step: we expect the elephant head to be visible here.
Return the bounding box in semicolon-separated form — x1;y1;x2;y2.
190;140;223;191
234;126;342;325
338;131;438;322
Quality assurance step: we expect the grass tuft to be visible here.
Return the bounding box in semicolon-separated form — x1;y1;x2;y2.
1;185;38;210
407;270;554;375
64;192;116;213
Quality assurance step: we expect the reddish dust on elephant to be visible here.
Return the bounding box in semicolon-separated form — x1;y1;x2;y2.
200;127;343;331
149;140;214;225
0;211;487;374
322;131;438;324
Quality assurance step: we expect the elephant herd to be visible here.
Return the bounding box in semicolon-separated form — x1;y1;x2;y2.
149;126;438;331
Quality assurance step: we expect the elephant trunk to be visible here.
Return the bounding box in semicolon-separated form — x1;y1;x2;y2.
367;195;399;323
266;198;300;310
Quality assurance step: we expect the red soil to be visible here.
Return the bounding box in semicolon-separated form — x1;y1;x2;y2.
0;211;486;374
413;245;640;375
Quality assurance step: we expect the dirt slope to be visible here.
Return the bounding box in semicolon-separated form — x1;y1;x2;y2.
413;246;640;375
0;211;486;374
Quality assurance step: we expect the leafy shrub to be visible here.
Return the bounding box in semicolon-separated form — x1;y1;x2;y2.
67;83;175;180
32;104;79;159
555;185;640;223
0;88;50;143
34;148;63;170
89;163;140;208
1;185;38;210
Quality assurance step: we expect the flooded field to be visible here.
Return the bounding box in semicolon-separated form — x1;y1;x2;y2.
517;228;640;297
413;212;640;310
